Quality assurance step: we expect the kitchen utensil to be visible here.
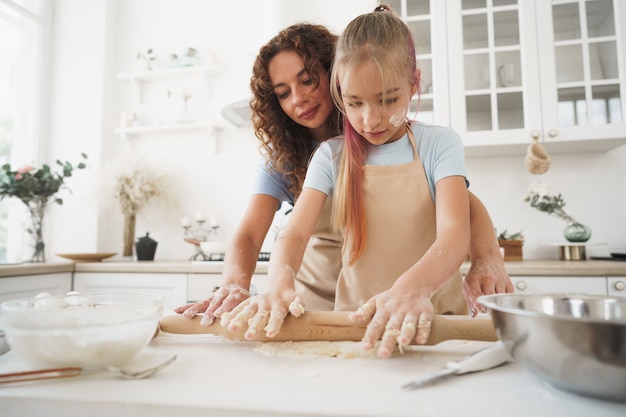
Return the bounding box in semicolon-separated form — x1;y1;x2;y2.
479;293;626;402
402;341;511;389
0;354;177;384
0;292;163;368
159;312;497;345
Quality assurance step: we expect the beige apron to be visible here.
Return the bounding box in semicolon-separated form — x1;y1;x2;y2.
335;127;468;315
294;195;343;310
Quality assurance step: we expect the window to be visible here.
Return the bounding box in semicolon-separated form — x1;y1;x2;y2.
0;0;50;263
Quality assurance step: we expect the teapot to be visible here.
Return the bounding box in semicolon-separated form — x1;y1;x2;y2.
135;233;157;261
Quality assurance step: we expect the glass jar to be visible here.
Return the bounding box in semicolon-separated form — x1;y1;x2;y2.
180;48;201;67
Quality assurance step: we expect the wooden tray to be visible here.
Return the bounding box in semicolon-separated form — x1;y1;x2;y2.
56;253;117;263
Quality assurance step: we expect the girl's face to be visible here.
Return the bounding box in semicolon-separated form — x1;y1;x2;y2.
340;61;415;145
268;50;334;141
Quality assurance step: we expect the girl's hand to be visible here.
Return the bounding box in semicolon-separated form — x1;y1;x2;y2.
220;288;305;340
349;288;435;359
173;284;251;326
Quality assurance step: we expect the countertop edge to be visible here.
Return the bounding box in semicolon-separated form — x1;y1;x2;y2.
2;259;626;278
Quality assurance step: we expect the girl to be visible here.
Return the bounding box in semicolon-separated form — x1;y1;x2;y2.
176;21;512;329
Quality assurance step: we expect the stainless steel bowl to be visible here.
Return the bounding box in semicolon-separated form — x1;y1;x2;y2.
478;293;626;402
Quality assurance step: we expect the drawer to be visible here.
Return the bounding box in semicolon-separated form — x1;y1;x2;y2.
510;276;606;295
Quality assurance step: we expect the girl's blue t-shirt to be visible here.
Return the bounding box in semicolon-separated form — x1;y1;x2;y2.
303;123;466;202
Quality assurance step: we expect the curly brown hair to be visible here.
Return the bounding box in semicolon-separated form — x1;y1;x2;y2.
250;24;341;200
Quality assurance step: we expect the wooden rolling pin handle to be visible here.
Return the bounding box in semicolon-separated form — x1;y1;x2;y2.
159;312;496;345
428;316;497;344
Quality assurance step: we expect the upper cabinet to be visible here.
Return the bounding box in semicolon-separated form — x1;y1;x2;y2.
391;0;626;157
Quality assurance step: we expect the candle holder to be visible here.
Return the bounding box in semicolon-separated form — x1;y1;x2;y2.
182;219;219;261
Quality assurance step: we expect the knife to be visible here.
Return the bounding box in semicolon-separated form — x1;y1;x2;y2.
402;341;511;389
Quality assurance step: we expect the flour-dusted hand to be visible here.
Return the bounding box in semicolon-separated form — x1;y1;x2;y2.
220;288;305;340
349;288;435;359
173;284;251;326
463;260;514;317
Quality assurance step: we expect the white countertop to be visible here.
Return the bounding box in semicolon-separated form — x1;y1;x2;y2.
0;327;625;417
3;259;626;278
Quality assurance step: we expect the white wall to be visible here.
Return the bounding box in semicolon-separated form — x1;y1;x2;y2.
45;0;626;261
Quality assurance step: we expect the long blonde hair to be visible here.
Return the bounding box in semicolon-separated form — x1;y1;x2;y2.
330;5;420;264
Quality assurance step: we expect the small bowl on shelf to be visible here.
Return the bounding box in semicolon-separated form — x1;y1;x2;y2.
0;292;163;368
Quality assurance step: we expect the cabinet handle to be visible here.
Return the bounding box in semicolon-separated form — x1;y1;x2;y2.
531;130;541;139
548;129;558;137
515;281;527;291
615;281;625;291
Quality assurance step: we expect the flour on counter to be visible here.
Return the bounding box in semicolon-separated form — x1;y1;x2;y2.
255;341;421;359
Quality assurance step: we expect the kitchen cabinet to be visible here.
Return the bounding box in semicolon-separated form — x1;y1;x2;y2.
607;276;626;297
388;0;450;126
447;0;626;156
115;64;221;139
391;0;626;157
510;275;606;294
73;272;187;311
187;273;268;303
0;273;72;304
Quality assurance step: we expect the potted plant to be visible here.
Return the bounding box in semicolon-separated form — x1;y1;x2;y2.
497;229;524;261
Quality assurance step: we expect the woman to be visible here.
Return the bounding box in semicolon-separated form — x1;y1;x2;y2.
174;22;512;325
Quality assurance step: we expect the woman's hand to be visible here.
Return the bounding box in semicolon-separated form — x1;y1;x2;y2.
349;287;435;359
463;259;514;317
220;286;305;340
173;285;251;326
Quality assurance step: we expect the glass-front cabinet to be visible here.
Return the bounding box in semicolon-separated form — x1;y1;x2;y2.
447;0;626;155
391;0;626;157
387;0;450;126
536;0;624;144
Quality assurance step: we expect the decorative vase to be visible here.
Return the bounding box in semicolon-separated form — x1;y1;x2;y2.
123;213;136;257
27;201;46;263
563;221;592;243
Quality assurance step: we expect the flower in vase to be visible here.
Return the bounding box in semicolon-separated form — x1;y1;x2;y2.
0;154;88;261
524;180;591;242
524;180;575;223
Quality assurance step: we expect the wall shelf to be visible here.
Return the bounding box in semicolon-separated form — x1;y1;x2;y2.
117;64;220;83
115;122;221;138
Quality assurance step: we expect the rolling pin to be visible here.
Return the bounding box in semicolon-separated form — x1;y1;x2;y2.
159;311;497;345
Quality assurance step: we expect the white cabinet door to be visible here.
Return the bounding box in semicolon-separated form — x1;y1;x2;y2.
607;276;626;297
187;274;267;303
73;273;187;311
0;273;72;304
447;0;626;156
511;276;606;295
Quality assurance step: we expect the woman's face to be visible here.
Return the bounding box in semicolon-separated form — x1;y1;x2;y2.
340;61;414;145
268;50;334;141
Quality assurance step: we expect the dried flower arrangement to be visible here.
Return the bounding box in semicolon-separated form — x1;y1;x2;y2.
106;155;178;257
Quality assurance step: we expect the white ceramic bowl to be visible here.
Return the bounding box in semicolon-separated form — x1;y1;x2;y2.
0;292;163;368
200;241;227;255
